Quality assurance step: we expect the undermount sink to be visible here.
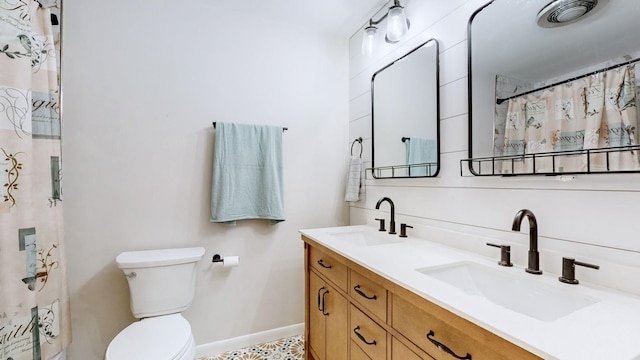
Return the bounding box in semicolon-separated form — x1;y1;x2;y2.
328;226;402;246
417;261;600;322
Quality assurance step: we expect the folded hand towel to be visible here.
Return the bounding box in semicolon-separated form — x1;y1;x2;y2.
345;156;363;202
210;122;285;225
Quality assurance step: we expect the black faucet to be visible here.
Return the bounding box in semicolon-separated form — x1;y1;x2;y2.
375;197;396;234
511;209;542;275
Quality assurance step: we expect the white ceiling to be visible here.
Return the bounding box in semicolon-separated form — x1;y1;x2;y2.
472;0;640;83
226;0;389;37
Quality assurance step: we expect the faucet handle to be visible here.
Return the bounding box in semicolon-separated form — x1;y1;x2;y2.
559;257;599;285
374;218;386;232
486;243;513;267
399;224;413;238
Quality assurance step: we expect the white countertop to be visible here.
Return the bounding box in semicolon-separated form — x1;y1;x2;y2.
300;225;640;360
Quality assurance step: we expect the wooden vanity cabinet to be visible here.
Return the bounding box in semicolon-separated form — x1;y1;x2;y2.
305;252;349;360
350;304;387;359
392;337;433;360
350;339;373;360
350;269;387;321
303;237;541;360
391;292;538;360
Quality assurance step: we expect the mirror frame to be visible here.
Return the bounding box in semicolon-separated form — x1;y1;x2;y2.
371;39;440;179
466;0;640;176
466;1;493;176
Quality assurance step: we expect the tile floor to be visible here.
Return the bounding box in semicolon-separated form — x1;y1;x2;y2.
198;335;304;360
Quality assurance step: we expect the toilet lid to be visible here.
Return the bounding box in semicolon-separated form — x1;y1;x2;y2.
105;314;193;360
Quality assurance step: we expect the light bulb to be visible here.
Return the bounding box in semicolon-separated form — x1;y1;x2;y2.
361;25;377;56
386;4;408;42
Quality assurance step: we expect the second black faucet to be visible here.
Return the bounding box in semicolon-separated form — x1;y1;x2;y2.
512;209;543;275
375;197;396;235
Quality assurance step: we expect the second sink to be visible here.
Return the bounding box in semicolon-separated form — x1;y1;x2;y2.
416;261;599;322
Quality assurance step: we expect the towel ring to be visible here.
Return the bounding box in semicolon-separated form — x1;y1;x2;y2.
351;137;363;157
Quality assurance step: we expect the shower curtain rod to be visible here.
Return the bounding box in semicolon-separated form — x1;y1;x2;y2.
212;122;288;131
496;56;640;105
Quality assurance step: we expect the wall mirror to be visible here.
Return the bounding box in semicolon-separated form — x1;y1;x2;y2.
371;39;440;178
468;0;640;176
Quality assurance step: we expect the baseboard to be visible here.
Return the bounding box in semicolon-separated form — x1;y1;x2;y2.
194;323;304;358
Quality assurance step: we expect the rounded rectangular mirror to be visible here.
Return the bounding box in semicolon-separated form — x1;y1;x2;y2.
468;0;640;176
371;39;440;178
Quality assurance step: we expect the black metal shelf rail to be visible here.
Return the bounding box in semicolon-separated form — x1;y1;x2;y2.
368;162;438;178
461;145;640;176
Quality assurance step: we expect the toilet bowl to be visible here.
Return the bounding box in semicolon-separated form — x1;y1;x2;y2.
105;314;195;360
105;247;205;360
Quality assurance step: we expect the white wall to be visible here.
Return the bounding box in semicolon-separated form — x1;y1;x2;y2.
349;0;640;296
62;1;351;358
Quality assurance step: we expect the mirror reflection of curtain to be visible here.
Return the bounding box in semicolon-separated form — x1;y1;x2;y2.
502;96;527;173
0;1;70;359
585;66;639;170
548;81;585;172
494;75;534;157
501;65;639;174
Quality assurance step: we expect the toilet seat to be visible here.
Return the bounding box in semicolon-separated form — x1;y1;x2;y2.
105;314;195;360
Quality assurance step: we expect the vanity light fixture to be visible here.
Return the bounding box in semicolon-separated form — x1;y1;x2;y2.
362;25;378;56
361;0;410;56
386;1;409;42
537;0;600;28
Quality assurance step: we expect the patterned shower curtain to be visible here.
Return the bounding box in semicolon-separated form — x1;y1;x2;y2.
0;1;71;359
501;65;639;174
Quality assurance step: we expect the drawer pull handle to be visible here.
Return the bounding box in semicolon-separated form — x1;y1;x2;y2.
317;286;325;311
427;330;471;360
317;259;332;269
321;289;329;316
353;326;376;346
354;285;377;300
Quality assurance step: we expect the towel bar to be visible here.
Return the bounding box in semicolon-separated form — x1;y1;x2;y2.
212;122;288;131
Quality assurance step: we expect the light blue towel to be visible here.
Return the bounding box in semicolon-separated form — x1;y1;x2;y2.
210;122;285;225
406;138;437;176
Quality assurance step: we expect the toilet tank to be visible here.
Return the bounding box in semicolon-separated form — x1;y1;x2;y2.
116;247;205;318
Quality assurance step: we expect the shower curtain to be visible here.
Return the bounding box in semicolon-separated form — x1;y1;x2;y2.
0;1;71;360
584;65;639;170
501;65;639;174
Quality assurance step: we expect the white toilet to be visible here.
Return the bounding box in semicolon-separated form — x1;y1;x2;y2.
105;247;205;360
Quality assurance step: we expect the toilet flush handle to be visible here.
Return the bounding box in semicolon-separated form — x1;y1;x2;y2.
124;272;136;279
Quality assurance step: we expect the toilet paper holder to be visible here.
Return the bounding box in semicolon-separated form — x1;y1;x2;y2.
211;254;239;268
212;254;223;263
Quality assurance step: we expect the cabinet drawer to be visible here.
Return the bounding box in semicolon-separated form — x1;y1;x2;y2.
350;340;373;360
350;305;387;360
392;337;433;360
309;246;347;291
350;270;387;321
392;295;539;360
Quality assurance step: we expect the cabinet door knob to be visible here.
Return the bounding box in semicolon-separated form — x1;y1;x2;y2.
353;326;376;345
317;259;332;269
317;286;325;311
353;284;377;300
321;289;329;316
427;330;472;360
